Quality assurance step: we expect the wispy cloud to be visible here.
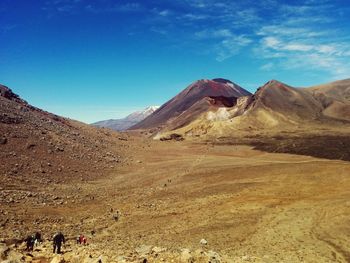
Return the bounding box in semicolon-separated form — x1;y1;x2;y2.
1;24;16;33
257;25;329;38
43;1;143;14
195;29;233;39
258;34;350;78
158;9;170;17
260;62;274;71
194;29;252;61
181;13;208;20
39;0;350;79
43;0;83;14
216;35;252;61
250;1;350;78
84;2;143;14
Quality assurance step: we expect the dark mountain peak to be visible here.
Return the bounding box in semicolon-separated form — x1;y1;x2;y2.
212;78;234;84
184;79;251;98
131;78;251;130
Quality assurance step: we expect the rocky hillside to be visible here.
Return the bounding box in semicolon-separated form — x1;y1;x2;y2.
0;84;132;188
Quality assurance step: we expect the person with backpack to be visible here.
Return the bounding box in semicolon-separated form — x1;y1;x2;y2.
53;232;65;254
34;232;42;247
25;235;35;251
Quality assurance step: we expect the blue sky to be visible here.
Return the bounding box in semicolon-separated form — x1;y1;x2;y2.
1;0;350;123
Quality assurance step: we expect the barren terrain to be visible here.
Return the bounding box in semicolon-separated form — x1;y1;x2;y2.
1;82;350;262
2;139;350;262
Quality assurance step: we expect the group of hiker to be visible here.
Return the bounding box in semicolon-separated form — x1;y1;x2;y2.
25;231;88;254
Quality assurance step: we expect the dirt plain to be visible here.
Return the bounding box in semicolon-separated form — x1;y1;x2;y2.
1;136;350;263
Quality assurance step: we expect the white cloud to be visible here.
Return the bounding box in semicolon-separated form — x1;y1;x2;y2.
115;3;142;12
1;24;16;33
182;13;208;20
186;0;209;9
257;25;329;38
258;34;350;78
40;0;350;79
195;29;232;39
194;27;252;61
260;62;274;71
283;43;313;52
214;29;232;38
150;27;168;35
283;53;350;79
79;2;144;14
262;37;280;49
254;0;350;78
261;36;349;56
158;9;170;16
184;1;350;77
216;35;252;61
279;5;314;15
235;8;260;24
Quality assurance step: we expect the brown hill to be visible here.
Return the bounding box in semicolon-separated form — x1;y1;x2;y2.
250;80;321;119
157;79;350;140
231;80;326;129
242;79;350;127
304;79;350;121
130;78;251;130
0;84;132;188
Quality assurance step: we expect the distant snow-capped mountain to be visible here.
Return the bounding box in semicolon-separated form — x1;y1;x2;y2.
92;106;159;131
125;106;159;123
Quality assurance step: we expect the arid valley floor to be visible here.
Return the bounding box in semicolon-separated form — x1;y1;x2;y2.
1;137;350;263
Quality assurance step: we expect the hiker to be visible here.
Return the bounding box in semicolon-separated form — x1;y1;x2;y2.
34;232;42;247
25;235;35;251
78;234;87;245
113;210;120;221
53;232;65;254
82;236;87;245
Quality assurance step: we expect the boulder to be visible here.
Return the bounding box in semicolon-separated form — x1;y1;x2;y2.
180;248;194;262
199;239;208;245
0;244;10;260
0;244;24;263
136;245;152;256
0;137;7;144
50;255;66;263
207;250;221;263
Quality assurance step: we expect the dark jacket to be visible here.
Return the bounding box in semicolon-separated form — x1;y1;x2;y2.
53;233;65;244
